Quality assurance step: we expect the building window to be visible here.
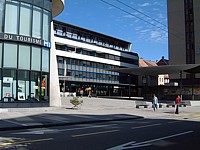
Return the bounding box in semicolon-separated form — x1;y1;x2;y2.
34;0;43;7
0;43;2;68
42;47;49;72
30;71;40;101
18;44;30;70
41;72;49;101
2;69;17;101
4;43;17;68
18;70;29;100
32;6;42;38
43;10;51;40
5;0;19;34
44;0;51;11
31;46;41;71
0;0;5;33
19;3;31;36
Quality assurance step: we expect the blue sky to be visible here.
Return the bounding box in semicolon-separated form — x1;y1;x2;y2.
55;0;168;62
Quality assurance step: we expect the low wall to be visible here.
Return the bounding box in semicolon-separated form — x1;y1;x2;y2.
190;101;200;106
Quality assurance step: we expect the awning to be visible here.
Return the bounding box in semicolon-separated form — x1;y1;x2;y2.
110;64;200;75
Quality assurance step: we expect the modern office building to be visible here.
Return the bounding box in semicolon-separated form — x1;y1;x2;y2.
167;0;200;99
0;0;64;107
53;20;139;97
168;0;200;78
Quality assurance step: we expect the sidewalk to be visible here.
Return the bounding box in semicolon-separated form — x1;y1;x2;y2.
0;97;199;131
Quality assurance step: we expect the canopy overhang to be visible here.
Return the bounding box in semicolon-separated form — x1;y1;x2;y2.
110;64;200;75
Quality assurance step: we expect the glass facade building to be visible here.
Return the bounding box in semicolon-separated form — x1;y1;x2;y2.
0;0;52;107
54;20;139;97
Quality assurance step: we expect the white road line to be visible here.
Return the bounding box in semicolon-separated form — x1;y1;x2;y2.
114;120;149;124
3;119;26;126
38;115;70;123
12;124;118;135
59;124;118;132
108;130;193;150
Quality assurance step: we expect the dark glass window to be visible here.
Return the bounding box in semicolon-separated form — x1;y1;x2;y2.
30;71;40;101
2;69;17;101
18;70;29;100
34;0;43;7
44;0;51;11
41;72;49;101
0;0;5;33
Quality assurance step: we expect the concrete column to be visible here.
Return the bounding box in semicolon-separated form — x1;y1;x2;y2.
50;21;61;107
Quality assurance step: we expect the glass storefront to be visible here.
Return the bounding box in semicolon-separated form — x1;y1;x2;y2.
0;42;50;102
0;0;51;105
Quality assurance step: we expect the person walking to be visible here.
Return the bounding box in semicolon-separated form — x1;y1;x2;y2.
175;95;181;114
152;94;158;111
80;90;83;98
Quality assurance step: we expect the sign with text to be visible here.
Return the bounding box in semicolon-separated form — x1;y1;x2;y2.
0;33;51;48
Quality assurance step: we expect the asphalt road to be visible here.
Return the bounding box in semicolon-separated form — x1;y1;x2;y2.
0;114;200;150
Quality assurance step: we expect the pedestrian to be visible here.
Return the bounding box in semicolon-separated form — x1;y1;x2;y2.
175;95;181;114
152;94;158;111
88;90;92;98
80;90;83;98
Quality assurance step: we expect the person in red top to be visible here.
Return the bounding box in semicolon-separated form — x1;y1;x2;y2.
175;95;181;114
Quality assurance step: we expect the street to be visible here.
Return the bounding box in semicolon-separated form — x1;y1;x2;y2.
1;113;200;150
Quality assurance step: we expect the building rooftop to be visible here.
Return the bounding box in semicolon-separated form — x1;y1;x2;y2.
139;59;157;67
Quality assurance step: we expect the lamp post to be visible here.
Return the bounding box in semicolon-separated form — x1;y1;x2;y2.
142;76;147;100
179;70;183;100
128;74;131;99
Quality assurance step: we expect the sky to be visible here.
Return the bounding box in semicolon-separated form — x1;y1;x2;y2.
55;0;168;62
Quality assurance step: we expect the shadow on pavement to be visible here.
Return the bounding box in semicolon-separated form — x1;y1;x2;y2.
0;113;143;131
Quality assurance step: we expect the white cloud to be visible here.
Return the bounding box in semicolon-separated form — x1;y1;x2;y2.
139;29;151;34
139;3;150;7
135;26;143;31
150;31;161;39
123;15;135;18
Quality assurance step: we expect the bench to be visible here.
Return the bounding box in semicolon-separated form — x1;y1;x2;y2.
136;104;148;108
166;102;187;107
158;103;163;108
166;102;175;108
136;101;148;108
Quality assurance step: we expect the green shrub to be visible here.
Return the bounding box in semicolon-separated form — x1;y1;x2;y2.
70;97;83;108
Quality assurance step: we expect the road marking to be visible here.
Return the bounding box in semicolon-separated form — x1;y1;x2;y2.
108;131;193;150
72;129;119;137
38;115;70;123
131;123;161;129
12;124;118;135
60;124;118;132
13;129;59;135
0;138;54;147
114;120;149;124
3;119;26;126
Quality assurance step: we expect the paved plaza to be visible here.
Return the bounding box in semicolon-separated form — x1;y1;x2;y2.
0;97;200;131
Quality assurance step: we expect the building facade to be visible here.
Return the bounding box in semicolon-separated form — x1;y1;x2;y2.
167;0;200;99
168;0;200;78
53;20;139;97
0;0;64;107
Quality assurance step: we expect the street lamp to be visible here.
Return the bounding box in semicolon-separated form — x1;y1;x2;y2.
179;70;183;100
128;74;131;99
142;76;147;100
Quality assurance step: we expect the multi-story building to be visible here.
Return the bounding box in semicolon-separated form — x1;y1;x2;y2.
168;0;200;77
0;0;64;107
53;20;139;97
167;0;200;99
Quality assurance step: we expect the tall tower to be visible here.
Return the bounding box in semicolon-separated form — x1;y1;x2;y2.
168;0;200;79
